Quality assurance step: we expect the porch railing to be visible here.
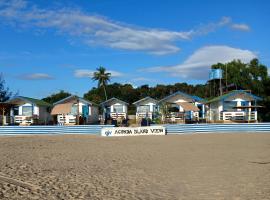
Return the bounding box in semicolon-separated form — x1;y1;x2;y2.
136;112;153;119
110;112;127;120
220;111;257;121
57;115;76;124
14;115;33;125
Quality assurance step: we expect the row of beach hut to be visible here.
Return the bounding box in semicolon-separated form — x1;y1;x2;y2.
1;90;262;126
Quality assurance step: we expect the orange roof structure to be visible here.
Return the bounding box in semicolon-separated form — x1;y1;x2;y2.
176;102;199;112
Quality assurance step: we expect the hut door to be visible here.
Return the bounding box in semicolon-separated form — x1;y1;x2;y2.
82;105;89;117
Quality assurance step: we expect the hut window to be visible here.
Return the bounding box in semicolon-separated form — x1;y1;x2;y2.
241;101;249;106
138;105;150;113
168;106;179;112
22;106;33;116
113;105;123;113
168;104;180;112
71;105;78;115
13;107;19;115
223;101;237;111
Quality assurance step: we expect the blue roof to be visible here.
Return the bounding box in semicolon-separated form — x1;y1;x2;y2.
205;90;262;103
100;97;128;106
192;95;204;101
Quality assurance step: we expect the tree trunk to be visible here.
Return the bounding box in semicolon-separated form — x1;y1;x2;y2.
103;85;108;100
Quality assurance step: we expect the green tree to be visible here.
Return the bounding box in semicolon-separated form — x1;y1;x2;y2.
211;59;269;96
42;90;71;104
92;67;111;100
0;74;13;102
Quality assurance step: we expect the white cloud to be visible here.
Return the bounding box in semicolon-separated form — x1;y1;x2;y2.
18;73;54;80
132;77;155;82
141;45;257;80
231;23;250;31
74;70;94;78
74;69;124;78
0;0;238;55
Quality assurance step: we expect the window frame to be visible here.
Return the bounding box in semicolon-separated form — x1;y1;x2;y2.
22;106;33;116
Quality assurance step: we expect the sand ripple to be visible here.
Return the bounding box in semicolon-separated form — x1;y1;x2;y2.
0;134;269;199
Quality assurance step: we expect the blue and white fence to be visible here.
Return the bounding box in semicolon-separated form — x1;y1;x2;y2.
1;123;270;136
0;125;114;135
164;123;270;134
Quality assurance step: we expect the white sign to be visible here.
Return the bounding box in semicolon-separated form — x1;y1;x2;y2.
101;126;166;137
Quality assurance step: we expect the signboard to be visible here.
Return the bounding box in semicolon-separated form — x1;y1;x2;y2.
101;126;166;137
209;69;223;80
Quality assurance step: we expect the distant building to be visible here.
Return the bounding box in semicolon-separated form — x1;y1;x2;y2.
51;95;99;125
158;91;205;123
205;90;262;122
6;96;51;125
100;98;128;121
133;97;158;121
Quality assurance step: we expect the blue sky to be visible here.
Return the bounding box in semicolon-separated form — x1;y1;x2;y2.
0;0;269;98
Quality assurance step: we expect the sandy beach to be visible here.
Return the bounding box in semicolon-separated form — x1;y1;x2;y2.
0;133;269;200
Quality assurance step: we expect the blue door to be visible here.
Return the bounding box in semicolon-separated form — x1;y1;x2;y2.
82;105;89;117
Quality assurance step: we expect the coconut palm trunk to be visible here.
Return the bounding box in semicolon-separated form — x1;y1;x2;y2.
103;84;108;100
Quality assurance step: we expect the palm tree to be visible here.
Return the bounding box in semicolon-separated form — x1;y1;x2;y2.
92;67;111;100
159;102;169;123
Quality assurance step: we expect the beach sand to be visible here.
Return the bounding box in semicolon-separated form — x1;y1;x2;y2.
0;133;269;200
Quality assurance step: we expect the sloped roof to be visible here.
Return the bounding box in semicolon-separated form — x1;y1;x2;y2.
159;91;204;104
53;95;98;106
51;103;73;115
205;90;262;104
133;96;158;105
6;96;51;107
176;102;200;111
100;97;128;106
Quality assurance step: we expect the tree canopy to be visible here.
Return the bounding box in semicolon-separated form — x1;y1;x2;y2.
211;58;268;96
0;74;13;102
42;90;71;105
92;66;111;100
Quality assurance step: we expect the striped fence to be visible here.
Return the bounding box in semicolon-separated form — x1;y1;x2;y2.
1;123;270;136
0;125;114;135
164;123;270;134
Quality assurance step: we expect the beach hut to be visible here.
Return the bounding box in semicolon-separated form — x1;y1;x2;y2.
133;97;158;121
205;90;262;122
100;98;128;121
158;91;205;123
6;96;52;125
51;95;99;125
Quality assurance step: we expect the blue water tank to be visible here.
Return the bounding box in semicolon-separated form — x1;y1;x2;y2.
209;69;223;80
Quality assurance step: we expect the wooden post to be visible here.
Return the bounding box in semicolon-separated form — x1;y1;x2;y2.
76;99;80;125
2;107;5;125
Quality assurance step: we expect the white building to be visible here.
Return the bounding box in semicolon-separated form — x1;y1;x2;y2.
51;95;99;125
6;96;52;125
133;97;158;121
100;98;128;121
205;90;262;122
158;91;205;123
